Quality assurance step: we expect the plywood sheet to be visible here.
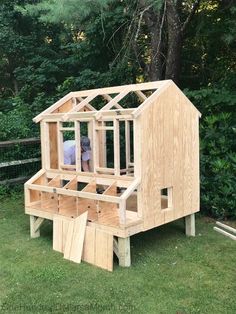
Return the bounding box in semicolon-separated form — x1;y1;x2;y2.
95;229;113;271
82;226;96;264
69;211;88;263
139;83;200;230
63;220;75;259
53;215;72;253
53;215;63;252
82;227;113;271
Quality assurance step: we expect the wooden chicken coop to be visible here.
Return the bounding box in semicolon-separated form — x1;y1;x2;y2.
25;80;201;271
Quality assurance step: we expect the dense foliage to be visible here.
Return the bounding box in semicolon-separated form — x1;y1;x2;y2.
0;0;235;218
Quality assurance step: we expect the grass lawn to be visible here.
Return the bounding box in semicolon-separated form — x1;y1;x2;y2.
0;194;235;314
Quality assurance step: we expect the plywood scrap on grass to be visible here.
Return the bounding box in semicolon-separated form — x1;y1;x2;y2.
64;211;88;263
53;215;71;253
82;227;113;271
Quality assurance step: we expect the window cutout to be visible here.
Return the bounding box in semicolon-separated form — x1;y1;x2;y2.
161;187;173;210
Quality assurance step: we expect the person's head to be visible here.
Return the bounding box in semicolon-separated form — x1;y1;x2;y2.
81;136;91;152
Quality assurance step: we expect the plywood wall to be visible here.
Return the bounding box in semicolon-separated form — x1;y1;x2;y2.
138;83;200;231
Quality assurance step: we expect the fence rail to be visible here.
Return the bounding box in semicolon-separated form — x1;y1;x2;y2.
0;138;41;185
0;138;40;147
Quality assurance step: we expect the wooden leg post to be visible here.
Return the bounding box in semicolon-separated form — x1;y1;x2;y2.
185;214;195;236
118;237;131;267
30;216;44;238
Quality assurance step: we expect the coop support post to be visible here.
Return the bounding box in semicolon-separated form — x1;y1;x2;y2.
30;216;44;238
118;237;131;267
185;213;195;236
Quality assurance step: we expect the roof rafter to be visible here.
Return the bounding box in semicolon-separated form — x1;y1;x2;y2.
102;94;123;110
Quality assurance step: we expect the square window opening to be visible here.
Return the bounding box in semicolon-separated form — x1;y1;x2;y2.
161;187;173;210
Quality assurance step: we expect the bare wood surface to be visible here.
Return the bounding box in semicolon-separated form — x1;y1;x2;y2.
216;222;236;235
0;158;40;168
214;227;236;241
69;211;88;263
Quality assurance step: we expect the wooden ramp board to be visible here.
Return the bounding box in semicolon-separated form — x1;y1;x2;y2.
82;227;113;271
53;215;71;253
64;211;88;263
69;211;88;263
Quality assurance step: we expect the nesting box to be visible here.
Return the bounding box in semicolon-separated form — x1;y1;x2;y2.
25;80;201;271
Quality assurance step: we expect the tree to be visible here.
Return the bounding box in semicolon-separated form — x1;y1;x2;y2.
20;0;206;84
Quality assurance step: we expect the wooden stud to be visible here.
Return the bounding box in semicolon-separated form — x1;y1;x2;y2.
75;120;81;172
57;121;63;171
213;227;236;241
92;119;99;172
88;120;94;172
30;215;44;238
185;214;195;236
125;120;130;173
113;118;120;176
118;237;131;267
216;221;236;234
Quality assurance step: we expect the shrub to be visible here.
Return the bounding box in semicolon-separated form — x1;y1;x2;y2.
186;88;236;219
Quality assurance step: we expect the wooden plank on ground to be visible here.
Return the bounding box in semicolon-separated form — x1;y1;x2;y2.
214;227;236;241
69;211;88;263
64;220;75;259
82;226;96;264
53;215;63;252
95;229;113;271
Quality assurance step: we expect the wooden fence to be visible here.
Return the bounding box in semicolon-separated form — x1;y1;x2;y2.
0;138;41;185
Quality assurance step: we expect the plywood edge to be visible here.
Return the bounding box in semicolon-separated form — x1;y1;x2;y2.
133;80;172;118
172;83;202;118
33;92;75;123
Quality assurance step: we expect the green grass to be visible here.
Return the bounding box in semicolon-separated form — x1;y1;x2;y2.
0;195;235;314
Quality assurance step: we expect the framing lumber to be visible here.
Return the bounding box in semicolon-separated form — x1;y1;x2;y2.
102;94;123;109
125;120;130;170
216;221;236;234
113;118;120;176
120;178;140;200
77;96;97;111
75;120;81;172
71;81;165;98
214;227;236;241
95;89;130;119
64;92;99;120
30;216;44;238
135;90;147;101
33;92;74;123
185;214;195;236
133;80;172;118
26;183;121;203
118;237;131;267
